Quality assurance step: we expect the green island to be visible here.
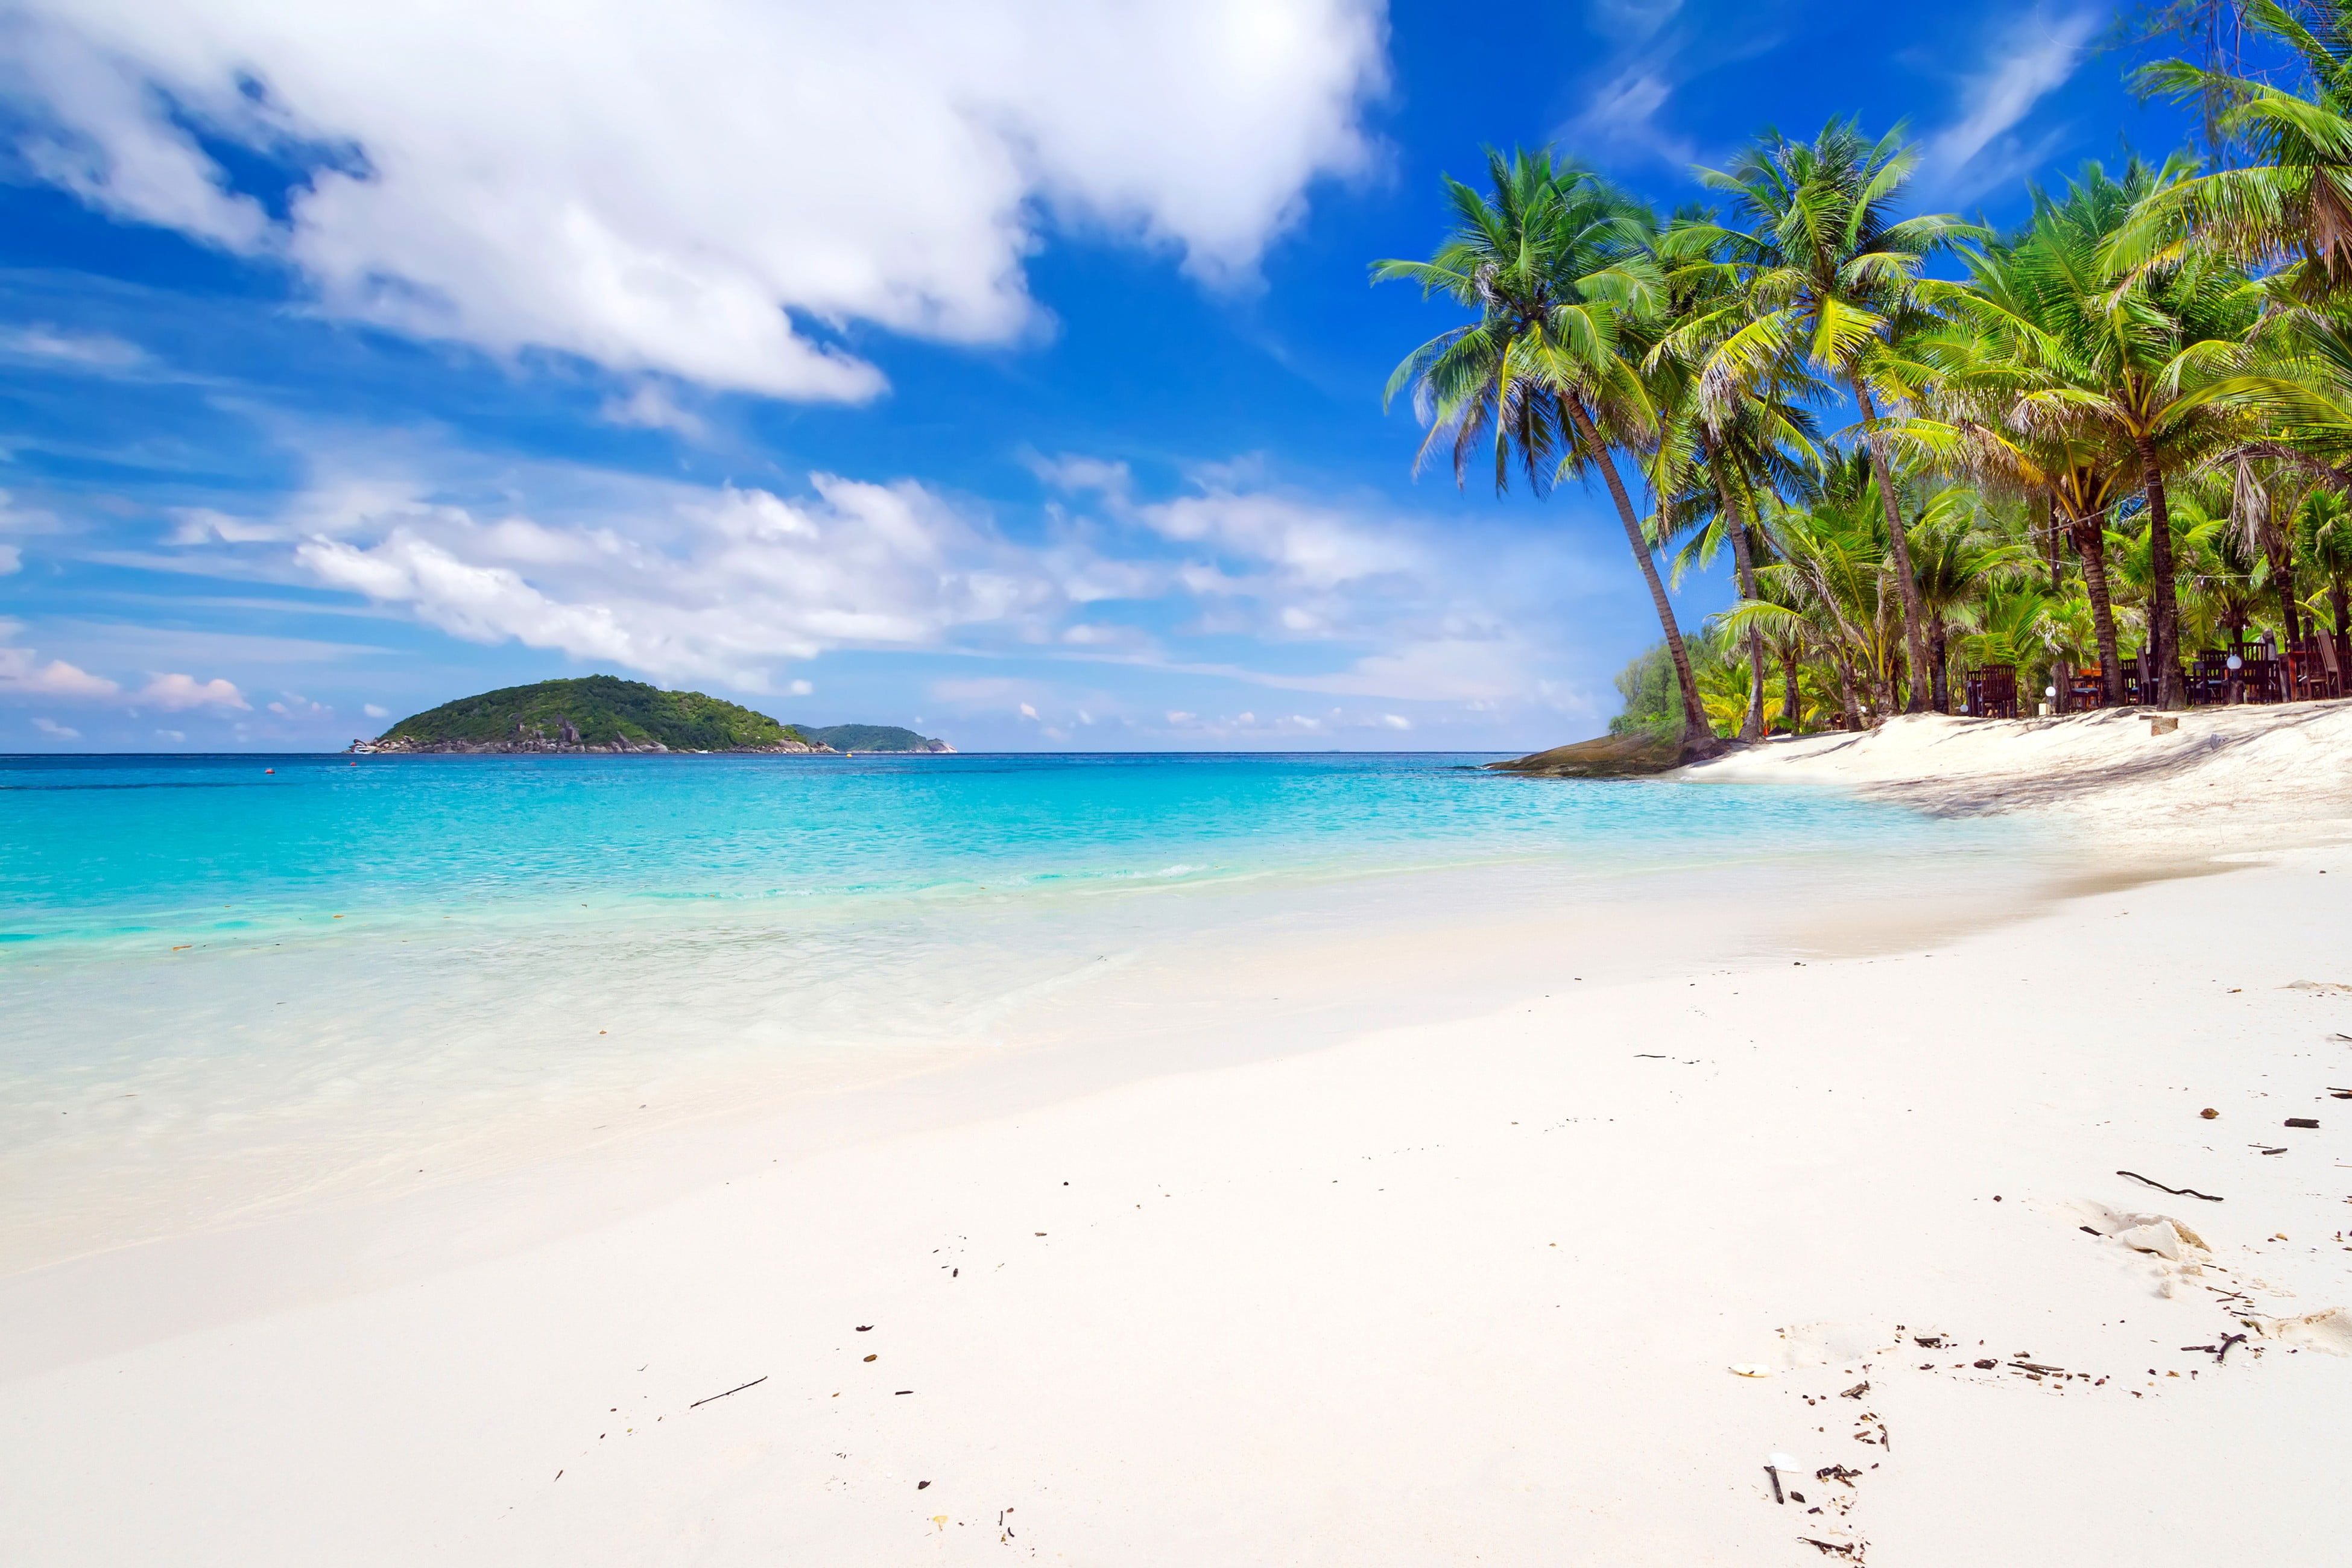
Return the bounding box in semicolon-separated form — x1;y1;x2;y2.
800;724;952;753
352;675;954;754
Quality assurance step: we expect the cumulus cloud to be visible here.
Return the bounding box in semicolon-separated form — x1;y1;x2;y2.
601;383;709;443
362;703;388;718
133;672;250;710
152;438;1611;719
7;0;1388;397
288;469;1063;687
0;621;119;698
1919;8;2101;201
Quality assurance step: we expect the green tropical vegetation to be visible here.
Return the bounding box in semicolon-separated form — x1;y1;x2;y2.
379;676;820;751
1377;1;2352;756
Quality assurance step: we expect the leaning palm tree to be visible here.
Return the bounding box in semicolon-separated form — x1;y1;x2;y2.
1678;119;1985;713
2120;0;2352;300
1649;209;1824;739
1374;150;1722;759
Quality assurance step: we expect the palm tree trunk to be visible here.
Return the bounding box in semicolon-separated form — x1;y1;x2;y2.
1699;431;1768;744
2039;490;2060;591
2132;433;2187;708
1832;657;1864;730
1781;651;1803;735
1851;379;1935;714
1930;622;1950;713
1564;398;1722;760
2072;519;2126;705
2270;546;2303;648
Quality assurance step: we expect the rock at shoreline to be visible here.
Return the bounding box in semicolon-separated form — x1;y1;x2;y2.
1484;732;1687;779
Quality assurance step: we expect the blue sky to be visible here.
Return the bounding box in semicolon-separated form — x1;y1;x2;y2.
0;0;2196;751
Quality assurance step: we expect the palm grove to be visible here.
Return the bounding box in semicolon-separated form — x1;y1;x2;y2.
1378;1;2352;760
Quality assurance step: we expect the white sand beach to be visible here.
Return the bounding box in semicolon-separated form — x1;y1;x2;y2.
6;710;2351;1566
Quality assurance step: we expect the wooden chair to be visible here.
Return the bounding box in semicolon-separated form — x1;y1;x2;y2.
2189;651;2231;706
2069;665;2107;709
2305;639;2342;700
2290;638;2344;700
1966;664;2018;718
2237;650;2281;703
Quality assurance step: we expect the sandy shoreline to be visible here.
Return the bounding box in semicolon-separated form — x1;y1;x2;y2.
6;714;2351;1564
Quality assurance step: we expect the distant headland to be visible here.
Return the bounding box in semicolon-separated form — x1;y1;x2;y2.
347;675;954;755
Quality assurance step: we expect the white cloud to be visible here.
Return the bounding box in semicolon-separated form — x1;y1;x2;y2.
8;0;1388;398
786;679;812;697
155;438;1611;718
1380;713;1411;730
601;383;709;443
362;702;388;717
1560;65;1694;168
1137;486;1416;590
154;728;185;742
0;545;19;575
134;672;250;710
290;468;1063;687
0;323;145;368
167;507;285;545
1036;452;1418;598
1588;0;1683;42
0;621;120;698
31;716;79;738
1920;8;2101;201
0;490;62;536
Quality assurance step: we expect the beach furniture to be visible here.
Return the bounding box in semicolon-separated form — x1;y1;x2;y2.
1964;664;2018;718
2290;636;2343;701
2189;651;2231;706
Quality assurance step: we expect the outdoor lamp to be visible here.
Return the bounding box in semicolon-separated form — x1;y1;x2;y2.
2044;684;2056;697
2227;654;2243;671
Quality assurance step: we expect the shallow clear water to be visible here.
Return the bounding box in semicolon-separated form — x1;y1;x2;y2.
1;750;1996;946
2;751;2038;1266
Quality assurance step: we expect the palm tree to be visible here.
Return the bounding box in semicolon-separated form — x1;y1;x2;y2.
1725;448;1911;725
2122;0;2352;300
1920;157;2266;706
2296;484;2352;638
1374;151;1723;759
1649;210;1824;739
1679;119;1985;713
1907;493;2024;711
1904;163;2186;701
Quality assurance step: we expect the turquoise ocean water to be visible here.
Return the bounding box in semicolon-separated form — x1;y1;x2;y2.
2;750;1998;947
2;751;2036;1265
